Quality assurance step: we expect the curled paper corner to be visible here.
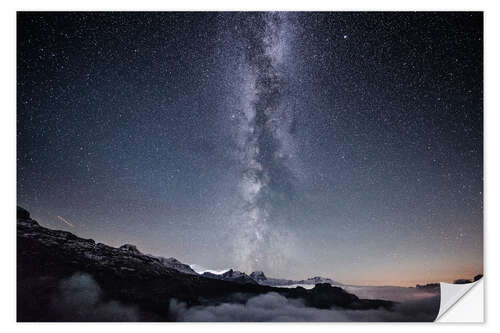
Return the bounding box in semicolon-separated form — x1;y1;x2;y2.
436;277;484;322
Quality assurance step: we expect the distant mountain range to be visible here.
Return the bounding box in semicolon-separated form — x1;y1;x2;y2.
202;269;258;284
196;268;341;287
249;270;342;286
114;245;341;287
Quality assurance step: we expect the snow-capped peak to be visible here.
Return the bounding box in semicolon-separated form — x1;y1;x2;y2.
189;264;231;275
250;271;267;281
146;255;199;275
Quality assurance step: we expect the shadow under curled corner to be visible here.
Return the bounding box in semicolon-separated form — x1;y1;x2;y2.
436;277;484;322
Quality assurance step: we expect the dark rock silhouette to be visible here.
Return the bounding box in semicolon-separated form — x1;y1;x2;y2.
284;283;394;310
298;276;341;286
453;274;483;284
17;206;30;220
416;283;440;290
119;244;141;255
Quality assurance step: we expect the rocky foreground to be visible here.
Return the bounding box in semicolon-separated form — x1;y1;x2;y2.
17;206;394;321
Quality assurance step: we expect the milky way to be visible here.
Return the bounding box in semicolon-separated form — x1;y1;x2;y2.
232;13;298;272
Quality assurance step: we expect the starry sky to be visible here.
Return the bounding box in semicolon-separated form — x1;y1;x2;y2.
17;12;483;286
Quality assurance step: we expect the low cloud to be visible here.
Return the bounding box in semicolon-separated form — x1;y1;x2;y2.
342;285;439;303
48;273;140;321
170;292;439;322
18;273;140;321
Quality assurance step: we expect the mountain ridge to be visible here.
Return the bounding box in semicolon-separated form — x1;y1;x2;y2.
249;270;341;287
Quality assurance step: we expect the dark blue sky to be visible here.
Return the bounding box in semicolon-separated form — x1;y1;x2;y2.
17;12;482;285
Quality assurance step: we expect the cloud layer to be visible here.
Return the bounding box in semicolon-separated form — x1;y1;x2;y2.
18;273;141;321
170;291;440;322
49;273;140;321
19;272;439;322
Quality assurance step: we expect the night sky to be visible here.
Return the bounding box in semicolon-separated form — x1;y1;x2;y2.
17;12;483;286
